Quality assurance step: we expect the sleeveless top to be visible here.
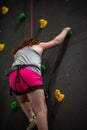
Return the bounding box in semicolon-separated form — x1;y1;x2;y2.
12;46;41;75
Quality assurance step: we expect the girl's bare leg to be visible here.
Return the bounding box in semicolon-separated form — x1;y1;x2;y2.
27;88;48;130
16;94;36;120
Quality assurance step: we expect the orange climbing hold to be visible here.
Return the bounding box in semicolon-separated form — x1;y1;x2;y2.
40;19;48;29
0;43;5;51
1;6;9;15
55;89;65;102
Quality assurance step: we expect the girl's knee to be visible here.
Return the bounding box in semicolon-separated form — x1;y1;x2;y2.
16;95;29;103
36;105;48;115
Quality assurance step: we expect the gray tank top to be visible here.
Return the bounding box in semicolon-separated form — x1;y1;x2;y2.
12;46;41;75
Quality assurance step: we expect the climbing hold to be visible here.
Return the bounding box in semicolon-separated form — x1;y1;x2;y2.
0;43;5;51
40;19;48;29
40;64;46;74
1;6;9;15
66;31;72;38
55;89;64;102
18;13;26;21
10;101;20;111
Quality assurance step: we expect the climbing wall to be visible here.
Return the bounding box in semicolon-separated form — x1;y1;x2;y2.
0;0;87;130
0;0;30;130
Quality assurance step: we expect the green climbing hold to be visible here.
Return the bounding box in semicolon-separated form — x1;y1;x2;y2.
11;101;20;111
67;31;72;38
40;64;46;74
18;13;26;20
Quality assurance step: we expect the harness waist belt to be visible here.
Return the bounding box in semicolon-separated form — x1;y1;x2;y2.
5;64;40;76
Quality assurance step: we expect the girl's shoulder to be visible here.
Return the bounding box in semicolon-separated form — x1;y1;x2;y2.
29;44;44;56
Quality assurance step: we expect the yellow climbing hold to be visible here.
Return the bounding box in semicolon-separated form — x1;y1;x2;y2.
1;6;9;15
40;19;48;29
0;43;5;51
55;89;65;102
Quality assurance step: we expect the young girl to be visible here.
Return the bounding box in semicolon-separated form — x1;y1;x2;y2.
8;27;71;130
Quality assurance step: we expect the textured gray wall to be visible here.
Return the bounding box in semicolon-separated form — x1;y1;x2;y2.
0;0;87;130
